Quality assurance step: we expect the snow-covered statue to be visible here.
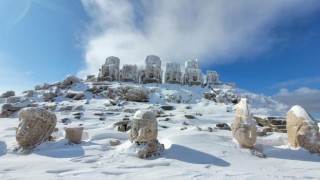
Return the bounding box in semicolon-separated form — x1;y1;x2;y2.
206;70;219;85
286;105;320;153
231;98;257;148
98;56;120;81
183;59;203;86
120;64;138;83
139;55;163;84
130;110;164;158
165;62;182;84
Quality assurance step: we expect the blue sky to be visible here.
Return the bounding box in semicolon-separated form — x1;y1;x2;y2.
0;0;320;111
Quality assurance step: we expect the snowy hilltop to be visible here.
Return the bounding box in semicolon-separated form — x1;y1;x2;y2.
0;72;320;179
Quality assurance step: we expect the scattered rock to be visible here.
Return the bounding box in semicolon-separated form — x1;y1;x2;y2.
65;92;78;99
125;88;149;102
43;91;56;102
185;106;192;109
0;103;22;118
1;91;15;98
74;105;84;111
73;93;85;100
61;118;70;123
109;140;121;146
184;115;195;119
44;104;57;111
114;120;131;132
65;127;84;144
16;107;57;149
216;123;231;131
124;109;136;113
94;112;104;116
161;105;174;110
59;106;73;111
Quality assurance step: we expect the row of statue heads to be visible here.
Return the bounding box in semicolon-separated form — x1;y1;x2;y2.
97;55;222;86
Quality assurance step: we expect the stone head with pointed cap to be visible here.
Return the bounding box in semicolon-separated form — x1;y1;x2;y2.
130;110;158;143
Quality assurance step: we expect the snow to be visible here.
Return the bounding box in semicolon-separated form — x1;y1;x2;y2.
0;82;320;179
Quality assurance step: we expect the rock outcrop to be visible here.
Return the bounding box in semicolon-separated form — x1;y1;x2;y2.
61;75;81;88
16;107;57;149
1;91;15;98
231;98;257;148
125;88;149;102
286;105;320;153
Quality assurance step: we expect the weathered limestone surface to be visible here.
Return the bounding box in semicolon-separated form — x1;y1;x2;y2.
286;105;320;153
231;98;257;148
16;107;57;149
130;110;164;158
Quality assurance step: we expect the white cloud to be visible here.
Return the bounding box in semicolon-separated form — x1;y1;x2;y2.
273;87;320;112
273;77;320;89
78;0;320;78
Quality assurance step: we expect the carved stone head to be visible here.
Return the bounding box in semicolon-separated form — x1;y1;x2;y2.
130;110;158;143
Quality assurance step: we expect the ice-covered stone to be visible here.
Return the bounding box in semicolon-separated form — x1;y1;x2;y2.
98;56;120;81
139;55;163;84
165;62;182;84
120;64;138;83
231;98;257;148
183;59;203;86
206;70;219;85
286;105;320;153
16;107;57;149
61;75;81;88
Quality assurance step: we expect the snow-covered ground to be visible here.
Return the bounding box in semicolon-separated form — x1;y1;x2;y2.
0;82;319;179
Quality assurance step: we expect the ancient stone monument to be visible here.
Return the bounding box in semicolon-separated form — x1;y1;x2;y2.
65;127;84;144
286;105;320;153
231;98;257;148
165;62;182;84
98;56;120;81
183;59;203;86
120;64;138;83
16;107;57;149
139;55;163;84
206;70;219;85
130;110;164;158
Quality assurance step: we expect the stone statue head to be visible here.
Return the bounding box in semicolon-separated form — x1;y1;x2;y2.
130;110;158;143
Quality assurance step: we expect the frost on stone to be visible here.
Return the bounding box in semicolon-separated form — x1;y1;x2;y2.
98;56;120;82
183;59;203;86
139;55;163;84
286;105;320;153
165;62;182;84
130;110;164;158
231;98;257;148
206;70;219;85
120;64;138;83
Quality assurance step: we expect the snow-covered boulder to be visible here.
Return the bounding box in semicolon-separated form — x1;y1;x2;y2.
125;88;149;102
0;103;21;118
65;127;84;144
130;110;164;158
286;105;320;153
43;91;56;102
231;98;257;148
6;96;21;104
35;83;50;90
16;107;57;149
1;90;15;98
61;75;81;88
